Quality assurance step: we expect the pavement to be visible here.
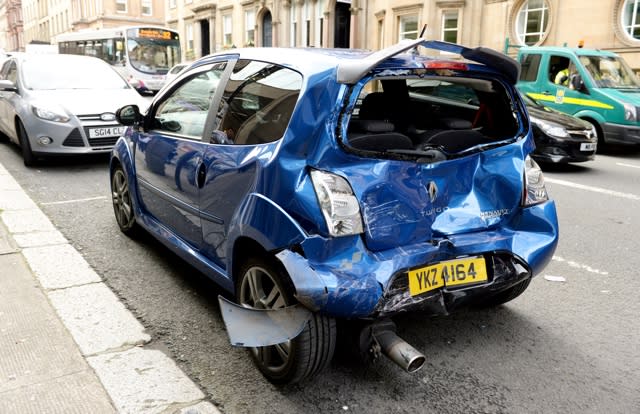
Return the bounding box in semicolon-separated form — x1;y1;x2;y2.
0;161;221;414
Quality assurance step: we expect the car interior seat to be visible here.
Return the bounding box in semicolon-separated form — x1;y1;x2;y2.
420;129;489;153
348;119;413;151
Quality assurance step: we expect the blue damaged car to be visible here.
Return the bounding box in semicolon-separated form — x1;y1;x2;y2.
110;38;559;384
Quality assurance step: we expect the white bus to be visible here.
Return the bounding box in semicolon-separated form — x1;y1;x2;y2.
56;26;181;94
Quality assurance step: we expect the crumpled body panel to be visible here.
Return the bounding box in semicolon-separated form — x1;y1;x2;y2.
346;146;526;252
278;199;558;319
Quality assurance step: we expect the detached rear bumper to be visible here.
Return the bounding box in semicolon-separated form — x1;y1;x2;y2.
278;201;558;319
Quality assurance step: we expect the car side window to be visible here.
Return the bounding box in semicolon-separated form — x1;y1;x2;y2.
549;55;572;86
1;61;17;83
151;62;225;140
519;53;541;82
212;59;302;145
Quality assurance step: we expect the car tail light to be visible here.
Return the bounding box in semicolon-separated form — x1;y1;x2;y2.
522;156;549;206
310;169;364;237
423;61;469;71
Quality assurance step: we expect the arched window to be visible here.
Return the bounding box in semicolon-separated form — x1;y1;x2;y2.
515;0;549;45
622;0;640;39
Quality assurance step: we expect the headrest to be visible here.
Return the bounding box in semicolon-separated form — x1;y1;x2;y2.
441;118;473;130
349;119;395;133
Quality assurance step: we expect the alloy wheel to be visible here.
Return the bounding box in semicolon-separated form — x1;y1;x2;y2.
238;265;291;374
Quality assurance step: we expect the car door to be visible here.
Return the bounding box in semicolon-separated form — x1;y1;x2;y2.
532;53;592;116
133;61;228;249
198;59;303;268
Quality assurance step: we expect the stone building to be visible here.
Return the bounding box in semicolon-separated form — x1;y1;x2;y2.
0;0;24;52
2;0;640;69
19;0;165;46
167;0;640;69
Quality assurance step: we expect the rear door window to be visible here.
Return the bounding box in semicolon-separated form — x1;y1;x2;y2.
213;59;302;145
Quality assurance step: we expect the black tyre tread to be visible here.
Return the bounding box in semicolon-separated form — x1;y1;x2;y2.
111;165;140;238
17;120;37;167
298;313;336;382
236;254;336;385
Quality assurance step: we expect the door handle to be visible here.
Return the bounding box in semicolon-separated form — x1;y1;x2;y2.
197;163;206;188
542;91;552;95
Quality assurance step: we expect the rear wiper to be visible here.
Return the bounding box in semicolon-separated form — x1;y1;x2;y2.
386;147;448;163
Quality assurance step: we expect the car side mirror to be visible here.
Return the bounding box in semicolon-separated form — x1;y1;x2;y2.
570;74;585;92
0;79;17;92
116;105;142;126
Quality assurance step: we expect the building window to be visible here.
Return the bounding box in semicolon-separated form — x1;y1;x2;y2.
186;23;194;54
315;0;325;47
515;0;549;46
169;0;176;8
142;0;152;15
290;2;297;47
399;15;419;40
116;0;127;13
223;15;233;47
622;0;640;39
245;10;256;46
441;10;459;43
378;18;385;49
303;2;311;47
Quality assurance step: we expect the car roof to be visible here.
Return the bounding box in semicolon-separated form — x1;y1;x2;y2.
518;46;618;57
194;47;371;80
194;39;519;85
10;53;106;64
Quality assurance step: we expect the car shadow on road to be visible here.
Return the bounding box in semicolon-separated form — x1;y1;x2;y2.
597;143;640;159
538;162;590;173
0;139;111;170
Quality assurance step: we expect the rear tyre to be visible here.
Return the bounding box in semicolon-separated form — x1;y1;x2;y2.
110;164;140;237
16;120;37;167
480;278;531;308
236;255;336;384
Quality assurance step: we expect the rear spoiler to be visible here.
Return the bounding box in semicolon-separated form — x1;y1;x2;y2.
336;39;520;85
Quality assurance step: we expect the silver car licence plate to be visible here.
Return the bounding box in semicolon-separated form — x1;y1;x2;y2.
89;126;126;139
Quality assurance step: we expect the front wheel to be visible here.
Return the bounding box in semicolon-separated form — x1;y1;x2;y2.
236;255;336;384
111;164;140;237
16;120;37;167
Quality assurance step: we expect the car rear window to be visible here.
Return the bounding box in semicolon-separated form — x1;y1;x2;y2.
345;75;520;157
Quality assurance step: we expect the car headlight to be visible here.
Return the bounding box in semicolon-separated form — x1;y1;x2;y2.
623;102;637;122
523;155;549;206
31;103;70;123
530;116;569;138
310;169;364;237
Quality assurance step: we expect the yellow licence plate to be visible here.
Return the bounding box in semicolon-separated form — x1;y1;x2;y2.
408;256;488;297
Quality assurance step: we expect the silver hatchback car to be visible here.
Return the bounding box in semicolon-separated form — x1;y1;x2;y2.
0;53;147;166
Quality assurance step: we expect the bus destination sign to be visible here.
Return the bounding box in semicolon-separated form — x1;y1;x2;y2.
137;28;176;40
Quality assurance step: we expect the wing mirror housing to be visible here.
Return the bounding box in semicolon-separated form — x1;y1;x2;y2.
0;79;17;92
571;74;587;93
116;104;142;126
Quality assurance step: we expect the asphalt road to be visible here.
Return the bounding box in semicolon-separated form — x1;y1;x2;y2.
1;141;639;414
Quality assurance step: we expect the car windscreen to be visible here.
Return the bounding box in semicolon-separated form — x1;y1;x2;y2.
22;56;130;90
579;55;640;89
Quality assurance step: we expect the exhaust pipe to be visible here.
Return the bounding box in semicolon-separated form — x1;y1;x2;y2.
364;320;426;373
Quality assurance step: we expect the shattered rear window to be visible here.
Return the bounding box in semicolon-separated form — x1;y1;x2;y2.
345;74;520;159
